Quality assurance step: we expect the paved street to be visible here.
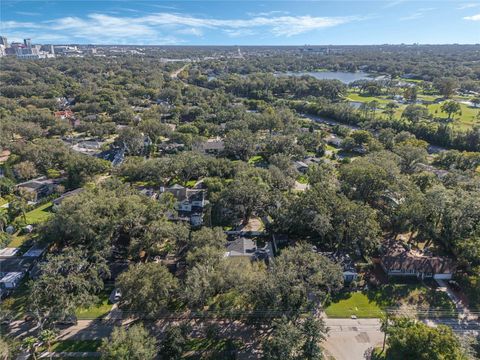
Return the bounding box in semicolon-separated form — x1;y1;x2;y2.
8;315;479;360
322;318;383;360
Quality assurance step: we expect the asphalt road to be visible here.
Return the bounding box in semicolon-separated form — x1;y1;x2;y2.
8;316;479;360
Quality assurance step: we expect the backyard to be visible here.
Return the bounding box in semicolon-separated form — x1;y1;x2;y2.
7;202;53;248
22;201;53;224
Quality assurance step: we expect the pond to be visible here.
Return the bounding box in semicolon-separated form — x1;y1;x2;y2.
279;71;376;84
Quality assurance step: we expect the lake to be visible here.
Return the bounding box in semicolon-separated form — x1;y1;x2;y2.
280;71;375;84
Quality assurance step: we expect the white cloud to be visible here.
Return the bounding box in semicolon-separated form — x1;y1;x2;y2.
247;10;290;17
457;3;480;10
464;13;480;20
0;11;359;44
176;27;203;36
15;11;41;16
400;7;435;21
383;0;406;9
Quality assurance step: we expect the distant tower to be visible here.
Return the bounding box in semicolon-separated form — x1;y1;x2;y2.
49;44;55;54
0;36;7;47
24;38;32;48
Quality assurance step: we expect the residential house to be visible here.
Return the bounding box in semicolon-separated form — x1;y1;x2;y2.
325;134;343;148
160;184;207;226
193;137;225;155
158;142;185;154
52;188;84;208
294;160;309;174
319;250;358;283
16;176;61;202
54;109;79;127
224;237;271;262
380;241;455;280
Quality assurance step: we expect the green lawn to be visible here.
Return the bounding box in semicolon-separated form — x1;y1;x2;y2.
426;102;479;130
325;284;456;318
325;292;383;318
296;175;308;184
346;92;391;105
345;90;480;130
8;233;30;248
185;337;242;355
22;202;53;224
248;155;264;165
184;179;197;187
51;339;102;352
75;287;113;319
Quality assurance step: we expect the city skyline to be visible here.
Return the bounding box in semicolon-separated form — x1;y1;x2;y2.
1;0;479;45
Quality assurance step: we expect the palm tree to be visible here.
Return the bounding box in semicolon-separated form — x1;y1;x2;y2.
369;100;380;119
383;102;399;121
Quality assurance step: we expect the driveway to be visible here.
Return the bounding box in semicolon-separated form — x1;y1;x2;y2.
322;318;383;360
435;279;476;321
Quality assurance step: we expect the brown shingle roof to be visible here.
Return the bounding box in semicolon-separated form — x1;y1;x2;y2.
381;241;455;274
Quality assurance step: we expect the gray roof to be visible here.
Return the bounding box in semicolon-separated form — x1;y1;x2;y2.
0;257;34;274
225;238;256;257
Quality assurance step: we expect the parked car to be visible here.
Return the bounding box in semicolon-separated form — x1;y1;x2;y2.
448;280;461;292
55;315;77;325
109;288;122;304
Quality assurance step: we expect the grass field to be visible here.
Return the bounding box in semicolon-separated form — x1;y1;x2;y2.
7;233;31;248
22;202;53;224
76;287;113;319
345;91;479;130
51;339;102;352
426;102;479;130
325;292;383;318
325;283;456;318
346;92;391;105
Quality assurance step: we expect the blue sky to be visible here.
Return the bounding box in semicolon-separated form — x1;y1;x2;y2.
1;1;479;45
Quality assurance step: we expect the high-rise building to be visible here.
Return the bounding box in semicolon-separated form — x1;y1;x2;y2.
0;36;8;47
24;38;32;48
